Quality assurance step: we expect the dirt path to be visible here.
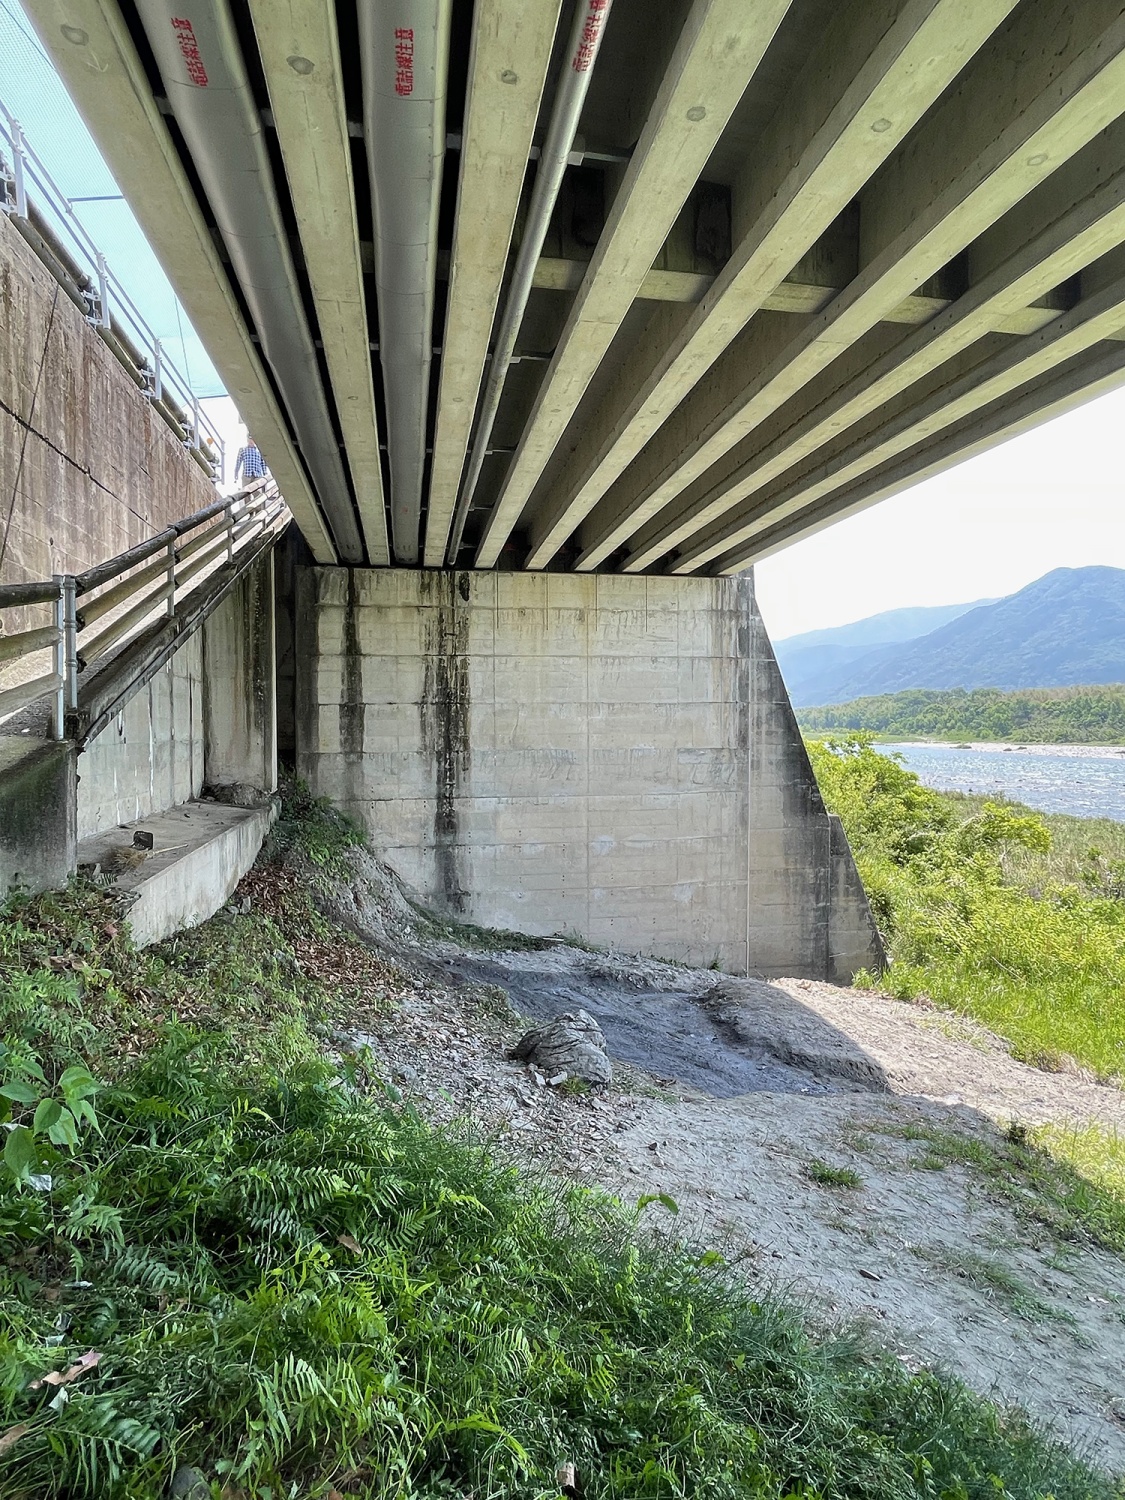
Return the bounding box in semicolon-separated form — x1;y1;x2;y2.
315;856;1125;1473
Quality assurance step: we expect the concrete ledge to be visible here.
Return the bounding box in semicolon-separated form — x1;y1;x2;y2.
77;799;275;947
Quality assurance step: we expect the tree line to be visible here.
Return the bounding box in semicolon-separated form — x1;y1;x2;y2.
798;685;1125;743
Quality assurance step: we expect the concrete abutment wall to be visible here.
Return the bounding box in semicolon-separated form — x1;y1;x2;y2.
293;566;881;980
0;206;277;915
1;555;278;911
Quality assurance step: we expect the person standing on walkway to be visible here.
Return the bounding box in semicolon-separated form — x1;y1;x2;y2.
233;436;268;487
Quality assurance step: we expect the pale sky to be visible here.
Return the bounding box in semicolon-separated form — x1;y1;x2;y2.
755;386;1125;641
7;0;1123;634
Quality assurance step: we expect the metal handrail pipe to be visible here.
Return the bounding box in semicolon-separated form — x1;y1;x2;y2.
0;670;62;723
175;515;232;566
0;579;60;608
75;496;237;598
79;579;174;668
76;553;172;630
175;529;238;592
75;528;177;596
174;499;277;590
171;494;233;536
446;0;612;563
0;622;59;666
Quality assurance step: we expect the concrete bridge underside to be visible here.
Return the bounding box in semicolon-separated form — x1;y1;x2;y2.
24;0;1125;577
12;0;1121;979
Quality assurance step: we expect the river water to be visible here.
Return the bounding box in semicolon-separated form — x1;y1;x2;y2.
879;741;1125;821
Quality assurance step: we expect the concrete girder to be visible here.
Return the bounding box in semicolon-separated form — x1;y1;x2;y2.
248;0;389;566
421;0;563;568
472;0;794;570
672;269;1125;574
531;255;1064;329
21;0;338;563
552;0;1125;576
714;338;1125;573
619;140;1125;572
517;0;1021;571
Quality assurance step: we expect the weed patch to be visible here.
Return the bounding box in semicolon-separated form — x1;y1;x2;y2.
412;907;554;952
0;791;1117;1497
910;1246;1069;1324
807;736;1125;1084
866;1119;1125;1255
805;1159;862;1190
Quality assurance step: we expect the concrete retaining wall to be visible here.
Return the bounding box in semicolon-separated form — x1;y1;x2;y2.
77;632;205;841
0;737;76;894
294;567;881;979
0;212;216;594
202;553;277;796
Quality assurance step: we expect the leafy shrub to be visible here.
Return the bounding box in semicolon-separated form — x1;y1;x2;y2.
0;1031;1110;1499
807;736;1125;1082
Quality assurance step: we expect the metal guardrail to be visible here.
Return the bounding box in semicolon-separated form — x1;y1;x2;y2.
0;101;224;479
0;480;288;738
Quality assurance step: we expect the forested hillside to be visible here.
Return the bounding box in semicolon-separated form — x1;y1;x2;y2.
778;568;1125;707
800;685;1125;743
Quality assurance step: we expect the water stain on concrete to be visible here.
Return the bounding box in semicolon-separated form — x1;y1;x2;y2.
340;570;366;812
420;571;470;913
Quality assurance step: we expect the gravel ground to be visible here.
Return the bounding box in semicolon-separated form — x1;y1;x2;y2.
283;852;1125;1474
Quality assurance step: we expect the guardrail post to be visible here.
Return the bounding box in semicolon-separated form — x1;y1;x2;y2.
51;575;65;740
226;501;235;564
11;118;27;218
166;536;177;618
62;576;78;713
94;252;110;329
152;339;163;403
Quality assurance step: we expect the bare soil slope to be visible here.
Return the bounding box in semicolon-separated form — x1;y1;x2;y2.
289;853;1125;1472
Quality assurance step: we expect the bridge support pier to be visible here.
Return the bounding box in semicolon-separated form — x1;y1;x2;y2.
292;565;880;980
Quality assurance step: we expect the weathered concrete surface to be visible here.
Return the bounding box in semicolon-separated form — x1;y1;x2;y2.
0;207;220;717
202;552;278;796
77;632;205;842
2;557;278;891
0;213;216;593
745;602;882;981
0;736;76;894
76;799;274;947
0;208;279;896
77;558;280;845
294;567;881;978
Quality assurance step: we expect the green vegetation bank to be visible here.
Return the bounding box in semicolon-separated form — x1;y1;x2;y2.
808;735;1125;1084
0;788;1116;1497
800;684;1125;743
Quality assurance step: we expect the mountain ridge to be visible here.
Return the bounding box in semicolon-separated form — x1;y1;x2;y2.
776;567;1125;708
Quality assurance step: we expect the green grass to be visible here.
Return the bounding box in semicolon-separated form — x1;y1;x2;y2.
0;1034;1113;1499
412;905;555;953
852;1118;1125;1256
807;736;1125;1084
0;797;1119;1497
908;1247;1067;1324
804;1160;862;1190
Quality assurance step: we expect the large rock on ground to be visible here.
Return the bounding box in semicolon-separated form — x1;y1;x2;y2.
508;1009;612;1087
